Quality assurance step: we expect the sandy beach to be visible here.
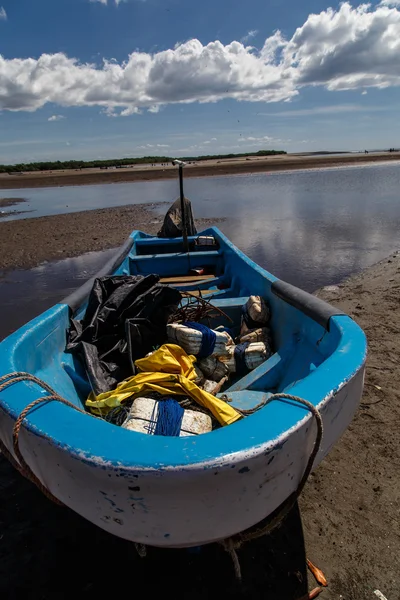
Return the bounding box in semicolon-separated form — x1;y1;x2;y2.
1;152;400;189
302;260;400;598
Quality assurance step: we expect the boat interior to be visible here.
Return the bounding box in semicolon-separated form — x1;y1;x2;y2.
79;228;345;414
0;227;364;454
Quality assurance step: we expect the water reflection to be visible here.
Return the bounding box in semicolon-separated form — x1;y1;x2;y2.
207;165;400;290
1;161;399;223
0;248;116;340
0;180;179;221
1;163;400;338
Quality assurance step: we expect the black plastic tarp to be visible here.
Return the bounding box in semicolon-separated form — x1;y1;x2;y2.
66;274;181;396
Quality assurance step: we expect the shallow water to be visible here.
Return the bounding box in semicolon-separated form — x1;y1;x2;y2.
0;160;398;223
0;249;116;339
1;162;400;338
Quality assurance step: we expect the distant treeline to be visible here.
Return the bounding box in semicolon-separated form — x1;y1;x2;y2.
0;149;286;173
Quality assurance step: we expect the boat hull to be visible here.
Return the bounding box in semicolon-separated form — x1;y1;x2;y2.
0;365;364;547
0;227;367;547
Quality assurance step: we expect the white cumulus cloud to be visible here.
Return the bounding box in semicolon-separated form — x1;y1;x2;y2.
284;2;400;91
48;114;66;122
0;7;7;20
0;3;400;115
0;40;294;114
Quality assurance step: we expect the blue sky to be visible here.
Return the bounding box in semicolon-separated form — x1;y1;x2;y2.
0;0;400;163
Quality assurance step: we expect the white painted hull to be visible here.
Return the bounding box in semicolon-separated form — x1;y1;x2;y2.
0;365;364;547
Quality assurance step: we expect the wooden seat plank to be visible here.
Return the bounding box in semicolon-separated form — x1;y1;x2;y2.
160;274;215;284
180;289;216;297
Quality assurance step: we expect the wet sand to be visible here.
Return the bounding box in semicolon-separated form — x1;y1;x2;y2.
0;197;32;219
1;152;400;189
0;204;225;270
0;242;399;598
301;257;400;598
0;198;27;208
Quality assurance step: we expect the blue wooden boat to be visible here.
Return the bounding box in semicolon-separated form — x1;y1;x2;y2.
0;227;367;547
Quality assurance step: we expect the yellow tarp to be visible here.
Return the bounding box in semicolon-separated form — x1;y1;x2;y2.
86;343;241;426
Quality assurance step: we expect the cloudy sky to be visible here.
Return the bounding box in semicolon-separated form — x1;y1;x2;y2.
0;0;400;163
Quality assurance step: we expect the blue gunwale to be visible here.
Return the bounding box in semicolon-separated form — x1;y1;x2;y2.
0;227;367;470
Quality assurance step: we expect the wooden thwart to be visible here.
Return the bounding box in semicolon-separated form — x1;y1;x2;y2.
160;274;215;284
183;289;215;297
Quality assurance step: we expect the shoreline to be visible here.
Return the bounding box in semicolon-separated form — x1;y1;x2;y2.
300;254;400;597
0;203;225;271
1;152;400;189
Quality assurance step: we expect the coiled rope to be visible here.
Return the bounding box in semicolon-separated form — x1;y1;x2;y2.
220;392;323;580
234;342;250;377
183;321;216;358
0;373;323;582
0;371;88;505
148;397;184;437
